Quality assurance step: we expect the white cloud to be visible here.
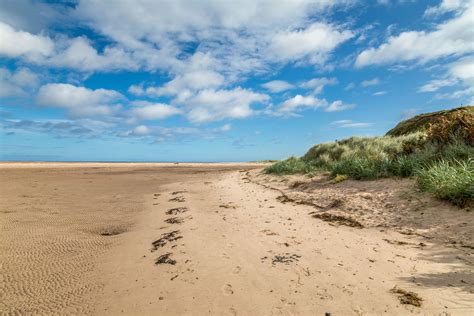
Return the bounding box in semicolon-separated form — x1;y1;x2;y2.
47;37;139;72
136;70;225;100
72;0;353;76
0;21;53;59
424;0;470;17
129;101;182;121
261;80;294;93
361;78;380;87
449;56;474;85
279;95;327;113
268;23;353;64
345;82;356;91
185;87;270;123
0;21;140;72
332;120;372;128
373;90;387;96
418;56;474;100
355;4;474;67
300;77;337;94
219;123;232;132
0;67;39;98
418;78;457;92
132;125;151;136
37;83;123;118
325;100;355;112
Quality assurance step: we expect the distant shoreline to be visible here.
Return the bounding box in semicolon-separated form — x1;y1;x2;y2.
0;161;270;168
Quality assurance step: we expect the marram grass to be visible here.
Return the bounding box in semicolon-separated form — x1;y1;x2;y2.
416;159;474;206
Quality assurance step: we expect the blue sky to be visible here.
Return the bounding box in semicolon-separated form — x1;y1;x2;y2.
0;0;473;162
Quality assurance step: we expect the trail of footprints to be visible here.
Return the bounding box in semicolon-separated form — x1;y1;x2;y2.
152;191;189;268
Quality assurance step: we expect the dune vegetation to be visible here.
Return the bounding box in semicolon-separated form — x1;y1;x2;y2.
265;106;474;205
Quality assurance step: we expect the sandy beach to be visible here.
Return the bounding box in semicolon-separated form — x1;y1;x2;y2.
1;163;472;315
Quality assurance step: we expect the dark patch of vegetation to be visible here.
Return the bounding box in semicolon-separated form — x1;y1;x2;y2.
390;287;423;307
386;105;473;138
155;253;177;265
265;106;474;205
312;213;363;228
151;230;182;251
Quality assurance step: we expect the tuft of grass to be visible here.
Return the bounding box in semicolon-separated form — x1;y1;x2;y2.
331;174;348;183
264;157;317;175
416;159;474;205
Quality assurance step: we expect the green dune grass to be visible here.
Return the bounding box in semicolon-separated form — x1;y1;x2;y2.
265;106;474;205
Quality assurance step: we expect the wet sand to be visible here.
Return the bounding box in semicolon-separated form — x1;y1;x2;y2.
0;163;472;315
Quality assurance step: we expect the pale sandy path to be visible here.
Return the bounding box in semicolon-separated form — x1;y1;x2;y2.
93;169;473;315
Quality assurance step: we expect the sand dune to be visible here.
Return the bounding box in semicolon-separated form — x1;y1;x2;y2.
1;163;472;315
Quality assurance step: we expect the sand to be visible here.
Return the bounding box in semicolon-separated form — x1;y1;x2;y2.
0;163;472;315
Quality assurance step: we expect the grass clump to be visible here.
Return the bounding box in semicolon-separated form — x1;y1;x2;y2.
331;174;349;183
416;159;474;206
264;157;317;175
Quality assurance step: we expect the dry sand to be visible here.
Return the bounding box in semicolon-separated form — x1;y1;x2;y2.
0;163;472;315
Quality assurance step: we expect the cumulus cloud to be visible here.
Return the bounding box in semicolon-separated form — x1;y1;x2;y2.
424;0;470;17
0;21;53;60
0;21;139;72
261;80;295;93
0;67;39;98
355;4;474;67
185;88;269;123
279;95;327;113
36;83;124;118
325;100;355;112
129;101;182;121
47;37;139;72
268;23;353;64
133;70;225;101
300;77;337;94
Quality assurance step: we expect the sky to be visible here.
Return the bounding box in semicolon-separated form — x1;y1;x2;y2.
0;0;473;162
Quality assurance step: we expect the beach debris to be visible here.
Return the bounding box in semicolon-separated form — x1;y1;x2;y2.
271;253;301;265
171;190;187;195
151;230;182;251
390;287;423;307
164;217;184;224
155;253;176;265
169;196;185;202
326;198;345;209
260;229;278;236
290;180;306;188
383;239;411;246
166;207;188;215
312;213;363;228
219;204;237;209
99;226;127;236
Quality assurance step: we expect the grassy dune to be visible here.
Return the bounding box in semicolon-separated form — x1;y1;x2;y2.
265;106;474;205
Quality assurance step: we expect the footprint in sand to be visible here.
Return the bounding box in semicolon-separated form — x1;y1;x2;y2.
221;253;230;259
222;284;234;296
232;266;241;274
